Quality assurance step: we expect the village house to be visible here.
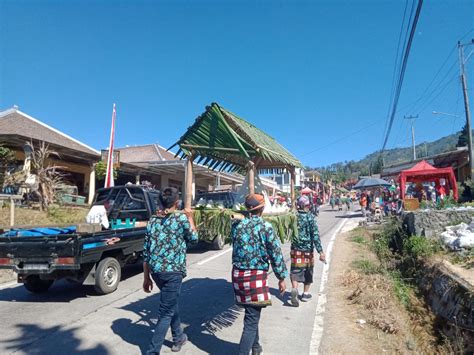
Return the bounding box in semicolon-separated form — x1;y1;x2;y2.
0;106;101;203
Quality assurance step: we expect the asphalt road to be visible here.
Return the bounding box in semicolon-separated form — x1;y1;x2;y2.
0;205;350;355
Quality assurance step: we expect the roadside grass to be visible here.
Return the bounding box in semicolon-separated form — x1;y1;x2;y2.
351;258;381;275
0;205;88;227
351;235;367;245
346;222;453;352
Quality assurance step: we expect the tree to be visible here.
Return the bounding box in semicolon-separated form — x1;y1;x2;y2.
457;124;469;147
95;160;118;180
0;145;15;166
29;142;65;210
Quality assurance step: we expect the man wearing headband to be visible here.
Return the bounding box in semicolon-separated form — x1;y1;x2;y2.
290;195;325;307
231;193;288;355
142;187;198;354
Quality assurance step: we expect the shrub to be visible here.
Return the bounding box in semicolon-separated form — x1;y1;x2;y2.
403;235;438;260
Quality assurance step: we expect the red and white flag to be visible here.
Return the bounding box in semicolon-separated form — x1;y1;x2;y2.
104;103;116;188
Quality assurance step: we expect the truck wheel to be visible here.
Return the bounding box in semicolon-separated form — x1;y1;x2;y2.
211;234;225;250
94;257;121;295
24;275;54;293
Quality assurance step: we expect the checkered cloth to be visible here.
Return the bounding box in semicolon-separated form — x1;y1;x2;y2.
290;249;314;269
232;269;272;306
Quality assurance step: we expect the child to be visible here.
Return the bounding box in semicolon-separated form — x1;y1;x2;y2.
290;196;326;306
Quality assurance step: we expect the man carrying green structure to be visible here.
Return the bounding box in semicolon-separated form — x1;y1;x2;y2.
290;196;326;307
231;193;288;355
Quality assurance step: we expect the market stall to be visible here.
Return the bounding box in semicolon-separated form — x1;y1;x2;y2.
169;102;303;242
399;160;458;201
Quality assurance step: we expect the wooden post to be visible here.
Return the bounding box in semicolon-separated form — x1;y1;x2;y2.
290;167;296;210
185;155;194;209
10;196;15;227
248;161;255;195
88;164;96;205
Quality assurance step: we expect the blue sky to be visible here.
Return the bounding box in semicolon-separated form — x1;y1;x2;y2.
0;0;473;167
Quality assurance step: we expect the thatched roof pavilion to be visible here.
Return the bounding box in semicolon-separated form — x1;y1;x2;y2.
170;103;302;208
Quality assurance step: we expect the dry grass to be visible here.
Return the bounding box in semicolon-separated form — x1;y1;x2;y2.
342;270;401;334
0;205;89;228
340;229;454;354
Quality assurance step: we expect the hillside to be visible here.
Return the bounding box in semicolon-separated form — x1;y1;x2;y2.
363;132;460;166
314;130;463;182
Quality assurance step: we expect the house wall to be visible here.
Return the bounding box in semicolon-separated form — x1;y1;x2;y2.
8;147;95;196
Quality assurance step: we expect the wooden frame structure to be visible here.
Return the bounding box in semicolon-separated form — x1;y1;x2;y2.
169;103;303;208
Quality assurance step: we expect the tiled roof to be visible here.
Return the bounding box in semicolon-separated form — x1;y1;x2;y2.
0;108;100;157
116;144;178;163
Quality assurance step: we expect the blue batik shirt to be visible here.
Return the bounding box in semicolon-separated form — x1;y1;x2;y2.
292;211;323;253
231;215;288;280
143;212;198;276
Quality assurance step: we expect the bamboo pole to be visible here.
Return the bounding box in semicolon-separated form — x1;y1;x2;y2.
10;196;15;227
185;155;194;209
248;161;255;195
290;167;296;210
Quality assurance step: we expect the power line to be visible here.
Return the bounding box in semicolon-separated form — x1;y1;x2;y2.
416;72;458;113
299;120;380;157
397;29;472;116
380;0;424;154
382;0;410;146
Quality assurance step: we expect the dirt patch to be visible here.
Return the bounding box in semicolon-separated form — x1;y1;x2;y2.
320;227;447;354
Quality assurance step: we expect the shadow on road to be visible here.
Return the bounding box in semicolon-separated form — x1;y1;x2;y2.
0;263;143;303
335;212;364;219
3;323;109;354
112;277;241;354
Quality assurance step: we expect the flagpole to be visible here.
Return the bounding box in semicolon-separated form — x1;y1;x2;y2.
105;103;116;188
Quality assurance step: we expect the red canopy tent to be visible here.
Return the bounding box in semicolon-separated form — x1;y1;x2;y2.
399;160;458;200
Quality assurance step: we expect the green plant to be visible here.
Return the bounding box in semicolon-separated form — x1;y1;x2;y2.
389;270;412;308
95;161;118;180
352;258;381;275
436;196;457;210
351;235;367;245
0;145;14;165
403;235;438;260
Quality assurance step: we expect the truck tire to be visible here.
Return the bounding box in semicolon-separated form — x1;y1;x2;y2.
211;234;225;250
94;257;121;294
24;275;54;293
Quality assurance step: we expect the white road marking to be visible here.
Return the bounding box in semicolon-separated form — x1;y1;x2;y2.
197;247;233;266
0;281;19;290
309;217;348;355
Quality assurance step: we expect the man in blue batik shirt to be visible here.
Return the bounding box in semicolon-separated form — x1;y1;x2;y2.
143;187;198;354
231;193;288;355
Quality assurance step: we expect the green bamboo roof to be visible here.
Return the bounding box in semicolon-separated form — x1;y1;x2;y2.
169;103;302;173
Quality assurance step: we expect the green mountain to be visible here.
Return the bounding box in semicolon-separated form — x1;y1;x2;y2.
314;131;463;183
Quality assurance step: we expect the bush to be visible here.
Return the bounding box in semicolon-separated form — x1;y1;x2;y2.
403;235;438;260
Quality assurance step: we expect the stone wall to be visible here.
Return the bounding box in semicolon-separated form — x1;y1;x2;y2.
401;209;474;238
418;262;474;352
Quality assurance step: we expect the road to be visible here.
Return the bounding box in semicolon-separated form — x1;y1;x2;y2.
0;206;350;355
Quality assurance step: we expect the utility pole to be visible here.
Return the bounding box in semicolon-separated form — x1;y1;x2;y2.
459;39;474;178
404;115;418;161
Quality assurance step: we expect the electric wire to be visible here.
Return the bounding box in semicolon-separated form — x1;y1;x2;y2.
382;0;410;146
380;0;424;153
